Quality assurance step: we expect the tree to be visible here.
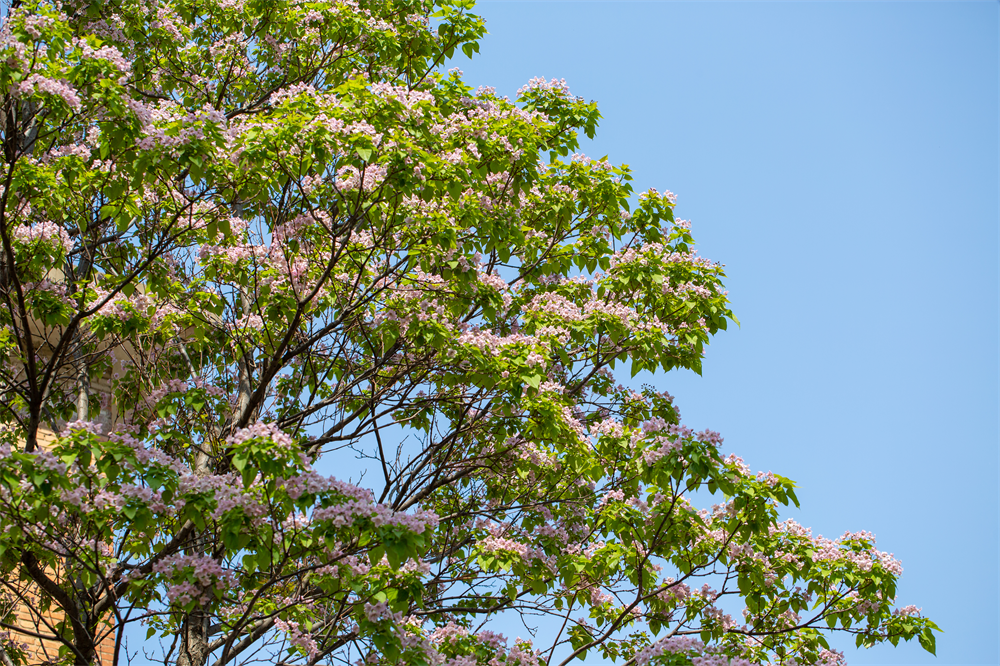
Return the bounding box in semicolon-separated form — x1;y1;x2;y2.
0;0;939;665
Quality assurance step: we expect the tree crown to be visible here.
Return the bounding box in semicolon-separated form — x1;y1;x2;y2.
0;1;937;665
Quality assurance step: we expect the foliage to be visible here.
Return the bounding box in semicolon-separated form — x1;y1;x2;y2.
0;0;938;665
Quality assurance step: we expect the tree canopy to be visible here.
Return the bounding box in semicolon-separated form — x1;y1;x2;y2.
0;1;938;665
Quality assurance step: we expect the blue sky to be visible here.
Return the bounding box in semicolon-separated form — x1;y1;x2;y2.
454;2;998;665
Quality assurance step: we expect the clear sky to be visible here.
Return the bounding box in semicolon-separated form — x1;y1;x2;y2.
454;1;998;665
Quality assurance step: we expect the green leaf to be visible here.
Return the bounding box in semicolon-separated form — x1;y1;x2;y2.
918;627;936;655
385;543;403;569
242;466;255;489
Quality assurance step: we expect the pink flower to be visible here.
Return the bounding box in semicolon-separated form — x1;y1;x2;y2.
274;619;319;658
518;77;571;96
226;422;294;449
152;554;235;606
61;420;104;436
15;74;82;110
335;164;388;192
13;221;74;255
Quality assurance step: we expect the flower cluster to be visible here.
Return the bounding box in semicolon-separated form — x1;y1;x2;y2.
226;421;294;449
151;555;236;607
15;74;82;110
274;618;319;658
517;76;571;96
335;164;388;192
13;221;74;255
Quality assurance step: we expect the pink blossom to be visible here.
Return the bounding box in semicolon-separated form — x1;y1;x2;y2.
152;554;235;606
518;76;571;96
335;164;388;191
457;328;534;353
13;221;74;255
364;601;400;624
591;419;625;439
15;74;81;110
27;449;66;475
478;534;529;558
525;292;584;321
429;622;470;642
274;619;319;658
80;43;131;74
60;419;103;437
226;422;294;449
